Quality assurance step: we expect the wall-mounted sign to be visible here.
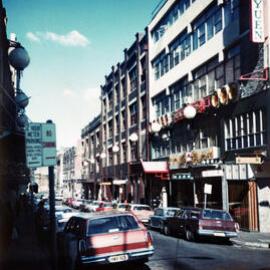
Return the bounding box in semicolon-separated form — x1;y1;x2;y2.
236;156;262;164
202;169;223;178
171;173;194;180
25;122;56;168
250;0;265;43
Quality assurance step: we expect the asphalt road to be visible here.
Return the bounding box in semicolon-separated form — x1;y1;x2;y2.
145;230;270;270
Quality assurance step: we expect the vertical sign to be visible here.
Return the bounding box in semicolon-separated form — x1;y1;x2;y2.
25;123;42;168
42;122;57;166
250;0;265;43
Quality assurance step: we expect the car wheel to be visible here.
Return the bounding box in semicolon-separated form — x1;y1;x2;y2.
185;229;195;241
160;222;164;233
164;224;170;236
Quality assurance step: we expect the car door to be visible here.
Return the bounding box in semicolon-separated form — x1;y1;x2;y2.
169;210;183;235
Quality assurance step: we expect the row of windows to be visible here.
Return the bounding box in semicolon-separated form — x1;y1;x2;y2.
153;50;240;118
224;110;266;151
153;126;217;159
152;0;195;43
152;4;223;80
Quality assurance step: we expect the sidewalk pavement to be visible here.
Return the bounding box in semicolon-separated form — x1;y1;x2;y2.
231;231;270;249
3;209;52;270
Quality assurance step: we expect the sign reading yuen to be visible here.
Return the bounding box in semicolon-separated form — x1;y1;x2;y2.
250;0;265;43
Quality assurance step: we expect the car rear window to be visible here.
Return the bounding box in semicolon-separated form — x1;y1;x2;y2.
133;206;151;211
203;209;232;221
165;209;177;217
87;215;139;235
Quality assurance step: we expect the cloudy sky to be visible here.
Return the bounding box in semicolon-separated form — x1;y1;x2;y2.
3;0;160;148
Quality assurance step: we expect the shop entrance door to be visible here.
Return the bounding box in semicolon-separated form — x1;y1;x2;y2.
228;181;258;231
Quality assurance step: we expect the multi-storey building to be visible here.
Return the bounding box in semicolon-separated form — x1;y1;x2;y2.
81;115;101;199
148;0;270;231
62;143;83;199
100;33;150;203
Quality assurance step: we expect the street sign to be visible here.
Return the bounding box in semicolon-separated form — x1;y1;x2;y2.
204;184;212;195
25;122;56;168
25;123;42;168
42;123;56;166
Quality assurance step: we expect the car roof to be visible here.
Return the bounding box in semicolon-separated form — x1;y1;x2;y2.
71;210;136;221
131;204;151;207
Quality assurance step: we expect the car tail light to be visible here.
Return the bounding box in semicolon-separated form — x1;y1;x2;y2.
235;222;240;232
198;220;203;230
147;231;153;248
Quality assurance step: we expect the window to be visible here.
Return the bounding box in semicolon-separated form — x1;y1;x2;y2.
129;102;137;126
153;93;170;117
87;217;119;235
129;67;137;92
193;5;223;51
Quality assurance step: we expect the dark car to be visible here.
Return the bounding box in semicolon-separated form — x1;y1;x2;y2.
58;211;154;269
163;207;239;241
149;207;180;232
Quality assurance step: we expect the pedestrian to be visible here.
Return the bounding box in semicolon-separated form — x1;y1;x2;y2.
35;200;47;246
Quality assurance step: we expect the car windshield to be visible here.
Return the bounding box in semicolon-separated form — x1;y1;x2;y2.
203;209;232;221
87;215;139;235
133;206;151;211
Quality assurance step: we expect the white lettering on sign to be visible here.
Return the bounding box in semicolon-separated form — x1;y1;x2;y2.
25;122;57;168
250;0;265;43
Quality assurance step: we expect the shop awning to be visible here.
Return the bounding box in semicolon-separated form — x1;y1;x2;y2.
140;159;169;174
113;179;128;185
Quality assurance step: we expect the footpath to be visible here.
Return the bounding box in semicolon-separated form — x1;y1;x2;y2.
231;231;270;249
3;209;52;270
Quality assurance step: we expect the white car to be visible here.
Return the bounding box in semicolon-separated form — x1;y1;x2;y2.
84;200;103;212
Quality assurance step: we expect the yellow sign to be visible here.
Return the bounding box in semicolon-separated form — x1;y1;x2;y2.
236;156;262;165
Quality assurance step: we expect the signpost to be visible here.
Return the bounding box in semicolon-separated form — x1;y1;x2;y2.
204;183;212;209
25;120;57;270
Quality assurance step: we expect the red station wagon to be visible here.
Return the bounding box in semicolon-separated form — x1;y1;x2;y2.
58;211;154;269
163;207;239;241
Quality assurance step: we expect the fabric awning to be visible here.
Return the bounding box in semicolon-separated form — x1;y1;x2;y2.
140;159;169;174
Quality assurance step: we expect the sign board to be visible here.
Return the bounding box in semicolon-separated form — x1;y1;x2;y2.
201;170;223;178
171;173;194;180
42;123;56;166
25;122;56;168
25;123;43;168
204;184;212;195
250;0;265;43
236;156;262;164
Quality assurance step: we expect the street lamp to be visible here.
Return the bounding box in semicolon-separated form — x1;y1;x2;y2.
129;132;138;142
183;104;197;119
151;122;161;134
8;35;30;129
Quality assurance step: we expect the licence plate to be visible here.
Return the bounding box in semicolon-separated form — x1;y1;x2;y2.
108;254;128;263
214;232;225;237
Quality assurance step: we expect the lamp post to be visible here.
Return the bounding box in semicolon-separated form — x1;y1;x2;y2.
100;151;106;200
112;144;119;200
183;102;197;207
129;132;139;203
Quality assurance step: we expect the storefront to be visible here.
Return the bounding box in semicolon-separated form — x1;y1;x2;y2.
225;164;258;231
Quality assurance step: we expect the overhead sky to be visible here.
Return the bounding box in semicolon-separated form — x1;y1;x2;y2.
3;0;161;148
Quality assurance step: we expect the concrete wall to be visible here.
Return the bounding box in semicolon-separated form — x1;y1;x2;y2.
257;178;270;232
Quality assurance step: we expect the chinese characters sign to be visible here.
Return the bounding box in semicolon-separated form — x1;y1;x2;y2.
25;122;56;168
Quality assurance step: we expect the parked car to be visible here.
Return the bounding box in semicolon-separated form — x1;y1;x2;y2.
95;202;113;212
117;203;130;212
84;200;104;212
149;207;180;231
71;199;84;209
163;207;239;241
129;204;154;225
58;211;154;268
